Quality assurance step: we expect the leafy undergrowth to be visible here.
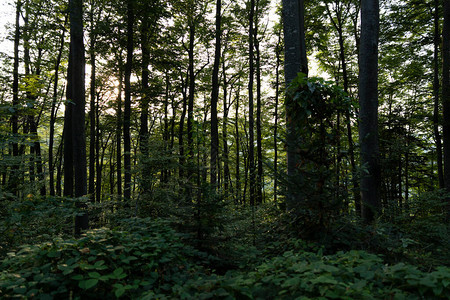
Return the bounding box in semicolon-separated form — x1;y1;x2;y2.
1;218;450;299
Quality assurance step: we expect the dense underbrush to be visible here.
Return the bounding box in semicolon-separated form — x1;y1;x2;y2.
1;217;449;299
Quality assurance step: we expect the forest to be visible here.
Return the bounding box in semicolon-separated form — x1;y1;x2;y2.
0;0;450;298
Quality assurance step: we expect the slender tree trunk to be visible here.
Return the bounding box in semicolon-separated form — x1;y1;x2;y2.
89;6;96;202
443;0;450;219
254;4;263;204
116;62;123;197
434;0;444;189
124;0;134;200
179;73;188;178
274;40;281;204
140;14;150;155
222;60;230;196
68;0;88;234
248;0;256;206
49;17;67;196
210;0;221;186
359;0;380;223
10;0;21;194
282;0;308;210
64;57;74;198
140;14;150;193
187;24;196;159
235;84;241;204
95;94;101;203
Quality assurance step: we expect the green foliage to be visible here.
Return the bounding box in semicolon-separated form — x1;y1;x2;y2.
173;250;450;299
284;74;356;238
0;218;206;299
0;195;80;256
2;216;449;299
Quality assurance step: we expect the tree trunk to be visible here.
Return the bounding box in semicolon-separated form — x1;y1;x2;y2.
282;0;308;210
274;38;281;204
359;0;381;223
210;0;221;186
116;61;123;197
254;2;263;204
443;0;450;220
10;0;21;194
235;84;241;204
222;59;231;196
68;0;88;234
49;16;67;196
140;13;150;193
124;0;134;200
248;0;256;206
187;24;196;160
434;0;444;189
89;5;96;202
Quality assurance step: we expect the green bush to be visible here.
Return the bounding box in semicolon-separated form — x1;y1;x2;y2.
0;218;206;299
2;218;449;299
178;250;450;299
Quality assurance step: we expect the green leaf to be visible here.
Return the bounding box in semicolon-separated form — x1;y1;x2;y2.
79;279;98;290
71;274;84;281
88;272;101;279
115;287;125;298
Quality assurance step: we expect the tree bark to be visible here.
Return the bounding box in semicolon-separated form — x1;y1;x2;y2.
68;0;88;234
248;0;256;206
443;0;450;220
49;16;67;196
116;60;123;197
282;0;308;210
254;1;263;204
124;0;134;200
187;23;196;160
434;0;444;189
89;4;96;202
359;0;381;222
10;0;21;194
210;0;221;186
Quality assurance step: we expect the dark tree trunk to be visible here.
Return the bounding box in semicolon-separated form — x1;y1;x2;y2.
210;0;221;186
187;24;196;160
124;0;134;200
434;0;444;189
248;0;256;206
254;3;263;204
282;0;308;210
274;38;281;204
95;94;101;203
140;14;150;193
64;57;74;198
49;17;67;196
235;84;241;204
222;60;231;196
140;14;150;156
10;0;21;194
116;62;123;197
71;0;88;233
443;0;450;219
359;0;381;223
179;72;188;178
89;6;96;202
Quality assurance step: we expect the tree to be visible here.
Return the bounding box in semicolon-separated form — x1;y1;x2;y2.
359;0;380;222
443;0;450;219
282;0;308;210
67;0;88;234
124;0;134;200
210;0;221;186
248;0;256;206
